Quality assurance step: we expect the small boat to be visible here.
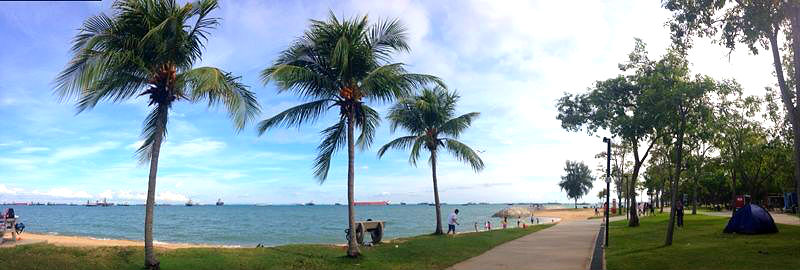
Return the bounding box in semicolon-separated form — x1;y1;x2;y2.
354;201;389;206
427;203;435;206
85;200;98;207
305;201;315;206
334;203;342;206
216;199;224;206
118;202;130;206
400;202;407;205
185;199;195;206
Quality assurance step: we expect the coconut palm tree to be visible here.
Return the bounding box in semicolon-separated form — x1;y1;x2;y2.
378;87;485;234
54;0;260;268
258;12;442;257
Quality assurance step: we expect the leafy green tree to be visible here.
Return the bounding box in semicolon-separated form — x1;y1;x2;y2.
54;0;260;268
258;12;441;257
664;0;800;211
377;87;484;234
557;39;664;227
559;161;595;208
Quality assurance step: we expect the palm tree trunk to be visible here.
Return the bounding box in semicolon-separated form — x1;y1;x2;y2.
144;123;164;270
345;113;360;257
431;149;443;235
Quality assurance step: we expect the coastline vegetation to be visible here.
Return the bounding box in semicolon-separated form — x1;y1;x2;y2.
0;224;552;270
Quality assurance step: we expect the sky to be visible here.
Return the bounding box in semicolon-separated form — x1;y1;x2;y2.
0;0;777;205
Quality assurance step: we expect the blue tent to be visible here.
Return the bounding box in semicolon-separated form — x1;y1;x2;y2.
723;204;779;234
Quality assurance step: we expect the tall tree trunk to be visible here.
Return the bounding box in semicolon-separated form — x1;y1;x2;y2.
346;113;360;257
628;167;640;227
144;105;167;270
431;149;444;235
731;169;737;217
665;114;687;246
692;163;698;215
789;6;800;213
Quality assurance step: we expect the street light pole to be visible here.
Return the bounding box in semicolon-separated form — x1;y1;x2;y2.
603;137;611;247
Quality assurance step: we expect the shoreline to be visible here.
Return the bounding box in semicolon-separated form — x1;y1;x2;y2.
5;208;592;249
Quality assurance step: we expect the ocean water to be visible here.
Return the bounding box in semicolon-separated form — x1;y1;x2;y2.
4;204;567;246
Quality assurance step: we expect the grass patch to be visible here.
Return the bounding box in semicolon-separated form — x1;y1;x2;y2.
606;213;800;270
0;224;552;270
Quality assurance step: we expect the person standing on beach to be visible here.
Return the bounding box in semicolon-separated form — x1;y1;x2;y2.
447;209;460;234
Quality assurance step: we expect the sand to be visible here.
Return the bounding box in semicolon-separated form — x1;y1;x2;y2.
9;233;230;249
535;208;596;221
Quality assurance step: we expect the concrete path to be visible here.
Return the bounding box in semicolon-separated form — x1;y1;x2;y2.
448;219;602;270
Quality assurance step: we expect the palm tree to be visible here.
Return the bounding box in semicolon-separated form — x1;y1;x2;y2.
378;87;485;234
54;1;260;268
258;12;442;257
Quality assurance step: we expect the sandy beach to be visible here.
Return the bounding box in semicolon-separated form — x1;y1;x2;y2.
10;233;230;249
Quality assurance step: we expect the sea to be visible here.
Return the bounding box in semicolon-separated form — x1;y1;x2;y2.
4;203;580;247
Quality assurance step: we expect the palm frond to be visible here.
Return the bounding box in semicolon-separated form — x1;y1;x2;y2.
408;137;424;167
313;117;347;182
439;112;480;138
354;103;380;150
261;64;337;100
257;99;333;134
443;138;485;172
136;103;170;164
181;67;261;131
377;135;420;158
368;18;409;63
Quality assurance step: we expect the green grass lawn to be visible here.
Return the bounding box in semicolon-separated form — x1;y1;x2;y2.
607;213;800;270
0;224;552;270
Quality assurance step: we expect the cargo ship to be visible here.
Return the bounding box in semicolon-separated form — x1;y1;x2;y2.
354;201;389;206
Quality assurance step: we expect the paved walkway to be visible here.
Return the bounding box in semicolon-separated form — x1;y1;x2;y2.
448;219;602;270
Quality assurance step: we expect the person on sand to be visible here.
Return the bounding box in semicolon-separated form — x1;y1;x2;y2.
447;209;460;235
486;220;492;230
502;217;508;229
594;207;599;216
516;218;521;228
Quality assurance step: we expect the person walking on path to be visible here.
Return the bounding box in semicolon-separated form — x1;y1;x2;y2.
447;209;460;234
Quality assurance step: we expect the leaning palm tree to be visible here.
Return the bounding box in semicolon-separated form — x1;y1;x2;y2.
378;87;484;234
54;0;259;269
258;12;442;257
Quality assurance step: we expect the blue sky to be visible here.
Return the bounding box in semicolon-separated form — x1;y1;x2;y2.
0;0;776;204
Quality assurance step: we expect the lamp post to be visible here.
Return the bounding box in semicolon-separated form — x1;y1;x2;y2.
603;137;611;247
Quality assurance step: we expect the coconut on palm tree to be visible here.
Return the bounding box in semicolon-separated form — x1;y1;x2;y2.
258;12;442;257
378;87;484;235
55;0;260;268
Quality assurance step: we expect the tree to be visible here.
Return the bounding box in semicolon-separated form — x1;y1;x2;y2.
559;161;595;208
258;12;442;257
597;188;608;201
377;87;484;234
54;1;260;268
557;39;663;227
664;0;800;214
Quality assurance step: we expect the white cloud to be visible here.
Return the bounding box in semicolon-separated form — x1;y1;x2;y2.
0;184;22;195
97;190;114;199
162;138;225;157
33;188;92;198
157;191;188;202
15;146;49;153
49;141;120;163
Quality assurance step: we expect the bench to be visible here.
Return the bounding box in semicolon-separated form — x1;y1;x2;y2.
1;218;18;244
345;220;384;245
